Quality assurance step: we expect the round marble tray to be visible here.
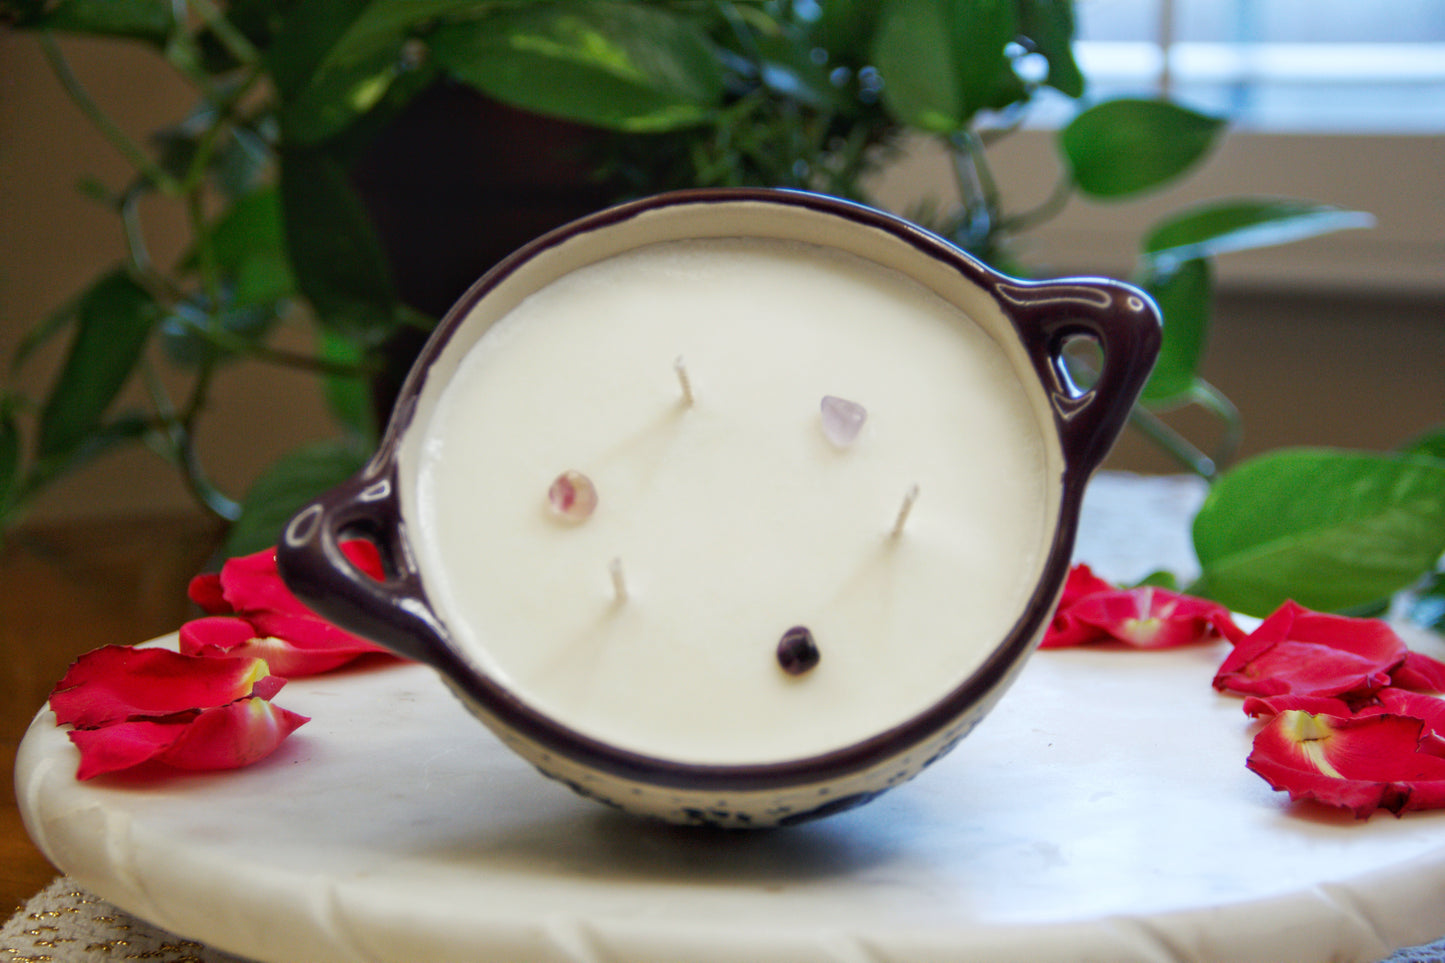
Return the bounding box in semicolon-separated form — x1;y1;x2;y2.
16;632;1445;963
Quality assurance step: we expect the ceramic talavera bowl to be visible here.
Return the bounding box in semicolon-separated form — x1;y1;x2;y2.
277;188;1160;828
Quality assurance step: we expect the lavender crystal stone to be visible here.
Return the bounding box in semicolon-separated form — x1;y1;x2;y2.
820;395;867;447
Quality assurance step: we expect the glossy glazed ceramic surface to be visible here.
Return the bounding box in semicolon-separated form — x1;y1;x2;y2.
278;189;1160;824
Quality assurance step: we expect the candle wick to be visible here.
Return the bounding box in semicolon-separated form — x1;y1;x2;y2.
674;355;694;406
890;484;920;539
609;556;628;604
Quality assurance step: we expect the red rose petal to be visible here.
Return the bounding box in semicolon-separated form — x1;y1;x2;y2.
251;674;287;701
1040;610;1110;649
186;571;230;614
340;540;385;580
49;646;274;729
245;611;390;672
1375;687;1445;737
157;698;309;772
1391;651;1445;693
1214;601;1407;698
68;719;190;780
67;699;308;780
245;610;383;654
203;632;375;677
1039;565;1239;650
1060;563;1114;607
1247;708;1445;817
1241;693;1358;720
217;547;314;617
1040;564;1121;648
1066;586;1233;649
178;615;258;657
218;541;383;618
191;542;390;676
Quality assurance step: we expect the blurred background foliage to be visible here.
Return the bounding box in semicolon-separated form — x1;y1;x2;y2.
0;0;1439;624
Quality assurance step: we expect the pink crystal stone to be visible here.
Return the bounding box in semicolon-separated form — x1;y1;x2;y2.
820;395;867;447
547;470;597;521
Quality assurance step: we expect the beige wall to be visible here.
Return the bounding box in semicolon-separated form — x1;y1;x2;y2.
2;33;1440;524
0;33;333;523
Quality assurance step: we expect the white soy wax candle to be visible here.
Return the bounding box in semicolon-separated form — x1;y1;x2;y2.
413;237;1051;766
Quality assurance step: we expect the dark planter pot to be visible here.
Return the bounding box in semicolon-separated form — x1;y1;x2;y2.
350;81;622;421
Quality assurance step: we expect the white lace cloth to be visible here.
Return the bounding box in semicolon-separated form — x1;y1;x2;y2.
2;878;250;963
5;474;1443;962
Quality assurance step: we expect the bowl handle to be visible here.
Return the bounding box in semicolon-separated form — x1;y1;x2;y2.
276;466;452;668
1001;278;1162;476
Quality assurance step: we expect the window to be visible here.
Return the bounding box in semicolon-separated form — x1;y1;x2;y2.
1071;0;1445;133
883;0;1445;294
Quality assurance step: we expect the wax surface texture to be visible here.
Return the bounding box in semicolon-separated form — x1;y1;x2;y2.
414;238;1051;764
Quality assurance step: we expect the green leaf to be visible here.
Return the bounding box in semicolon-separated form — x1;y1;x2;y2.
431;3;725;132
873;0;1020;132
1135;569;1180;590
269;0;392;99
23;413;152;505
33;0;173;44
0;403;19;523
223;437;369;557
36;270;160;459
315;57;442;164
204;186;298;307
9;291;82;375
164;187;294;366
278;146;398;342
213;125;274;201
279;45;402;145
1191;448;1445;616
160;301;283;367
1143;198;1374;268
748;26;843;111
1018;0;1084;98
75;176;112;205
0;0;47;26
274;0;479;97
815;0;882;64
269;0;473;143
1401;425;1445;462
318;331;378;443
1139;257;1212;405
1059;99;1226;199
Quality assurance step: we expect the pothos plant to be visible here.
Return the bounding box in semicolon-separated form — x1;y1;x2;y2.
1;0;1442;629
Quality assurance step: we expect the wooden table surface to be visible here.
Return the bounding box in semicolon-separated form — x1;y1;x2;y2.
0;514;222;918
